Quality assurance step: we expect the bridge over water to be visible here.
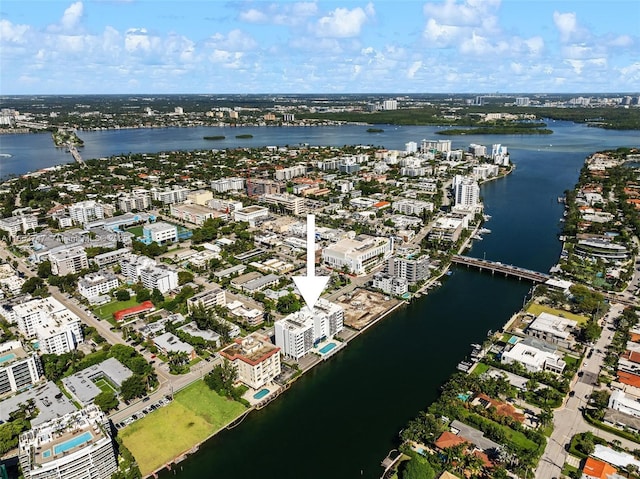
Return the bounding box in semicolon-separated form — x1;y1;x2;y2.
451;255;551;283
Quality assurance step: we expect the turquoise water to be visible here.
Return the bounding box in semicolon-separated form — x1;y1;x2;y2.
508;336;518;345
42;450;51;459
319;343;337;354
457;393;470;402
253;389;269;400
53;431;93;455
0;353;16;364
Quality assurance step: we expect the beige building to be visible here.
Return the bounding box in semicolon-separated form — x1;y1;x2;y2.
219;334;281;389
187;190;214;206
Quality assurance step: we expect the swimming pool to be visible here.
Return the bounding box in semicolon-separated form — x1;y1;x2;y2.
0;353;16;364
457;393;470;402
319;342;336;354
253;388;269;400
42;449;51;459
53;431;93;455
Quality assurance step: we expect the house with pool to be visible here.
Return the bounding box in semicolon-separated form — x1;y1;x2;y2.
219;333;281;390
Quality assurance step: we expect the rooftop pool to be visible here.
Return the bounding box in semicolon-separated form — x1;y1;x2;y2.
53;431;93;455
0;352;16;364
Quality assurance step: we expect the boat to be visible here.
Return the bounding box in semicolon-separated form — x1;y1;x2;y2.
479;228;492;234
483;214;492;221
0;153;12;158
472;234;483;241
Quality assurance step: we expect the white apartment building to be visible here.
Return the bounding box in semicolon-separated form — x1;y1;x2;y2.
275;164;307;181
492;144;510;166
429;215;465;242
525;312;577;349
220;333;281;390
262;193;306;215
0;340;43;395
468;143;488;157
69;201;105;225
233;205;269;226
0;214;38;237
12;297;83;355
49;247;89;276
93;248;129;268
275;299;344;360
385;255;430;284
151;186;190;205
392;199;434;216
421;139;451;153
372;272;408;296
186;288;226;312
382;99;398;110
77;272;119;300
210;177;245;193
472;164;499;180
18;405;117;479
143;222;177;244
140;266;178;294
453;175;480;208
119;254;178;293
322;235;393;275
117;190;151;212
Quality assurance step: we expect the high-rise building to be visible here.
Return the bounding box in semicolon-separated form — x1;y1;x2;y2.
385;255;430;284
275;299;344;360
0;340;43;395
453;175;480;208
18;405;118;479
49;246;89;276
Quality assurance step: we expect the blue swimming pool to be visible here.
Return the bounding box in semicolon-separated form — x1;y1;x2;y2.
0;353;16;364
53;431;93;455
319;342;336;354
457;393;470;402
42;449;51;459
253;388;269;400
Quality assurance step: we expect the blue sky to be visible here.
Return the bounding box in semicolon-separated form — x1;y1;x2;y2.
1;0;639;94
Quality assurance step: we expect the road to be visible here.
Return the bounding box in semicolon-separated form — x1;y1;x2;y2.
0;240;220;424
535;301;633;479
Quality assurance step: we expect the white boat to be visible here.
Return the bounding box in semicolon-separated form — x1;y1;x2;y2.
479;228;492;234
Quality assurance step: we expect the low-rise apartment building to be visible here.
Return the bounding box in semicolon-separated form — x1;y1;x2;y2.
142;222;177;245
49;246;89;276
220;333;281;389
525;312;577;349
186;288;226;312
77;272;119;300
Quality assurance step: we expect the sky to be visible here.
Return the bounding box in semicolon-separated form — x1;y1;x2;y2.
1;0;639;95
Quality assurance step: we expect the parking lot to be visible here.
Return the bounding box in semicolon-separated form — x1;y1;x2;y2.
114;395;173;429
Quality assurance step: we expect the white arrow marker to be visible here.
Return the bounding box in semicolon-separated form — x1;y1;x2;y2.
293;214;329;311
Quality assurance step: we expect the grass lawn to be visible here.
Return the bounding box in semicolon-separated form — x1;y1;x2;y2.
564;354;580;370
525;303;588;325
126;226;144;237
93;298;139;321
120;381;246;475
471;362;490;376
94;378;116;394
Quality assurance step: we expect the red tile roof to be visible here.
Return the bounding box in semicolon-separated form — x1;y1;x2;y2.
113;300;155;322
583;457;618;479
434;431;468;450
617;371;640;388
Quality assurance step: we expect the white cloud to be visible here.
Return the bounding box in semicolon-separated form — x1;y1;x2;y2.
239;2;318;26
61;2;84;31
239;9;269;24
314;4;374;38
407;61;422;79
423;0;500;27
0;19;30;44
609;35;633;48
553;11;577;42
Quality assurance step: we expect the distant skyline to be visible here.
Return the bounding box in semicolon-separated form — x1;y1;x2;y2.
1;0;639;95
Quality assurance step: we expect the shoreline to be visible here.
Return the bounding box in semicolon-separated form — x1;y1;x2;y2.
144;167;515;478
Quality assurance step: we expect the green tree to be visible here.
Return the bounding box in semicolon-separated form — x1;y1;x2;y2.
120;374;147;401
21;276;45;294
93;390;118;412
178;271;194;285
204;359;238;399
115;289;131;301
136;288;151;302
37;260;52;278
402;457;435;479
150;288;164;305
276;292;302;314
